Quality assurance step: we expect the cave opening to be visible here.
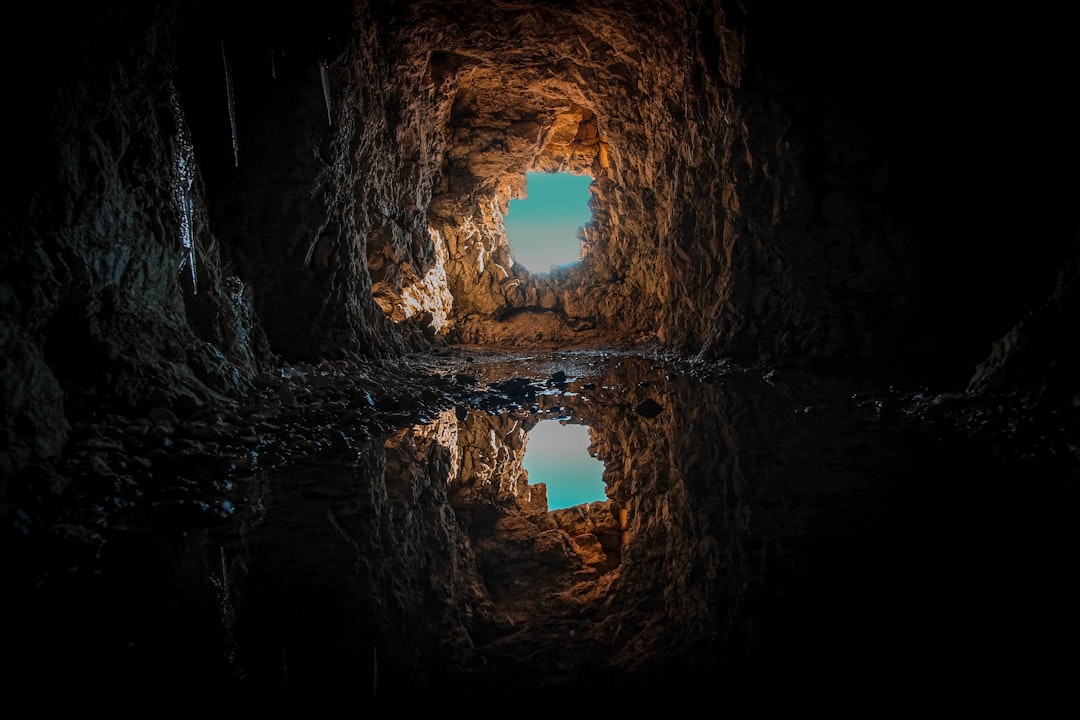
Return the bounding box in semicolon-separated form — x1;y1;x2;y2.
523;418;606;510
504;171;594;275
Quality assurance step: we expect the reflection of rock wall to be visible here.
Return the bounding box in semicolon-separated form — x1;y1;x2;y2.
447;408;533;508
229;367;735;694
448;407;578;602
441;354;930;690
337;422;491;691
597;363;744;683
569;353;1030;691
444;393;622;602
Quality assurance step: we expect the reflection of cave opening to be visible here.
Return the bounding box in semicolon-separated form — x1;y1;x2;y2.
523;419;606;510
504;171;593;274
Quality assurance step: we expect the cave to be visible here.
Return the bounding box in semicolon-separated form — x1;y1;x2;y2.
3;0;1077;710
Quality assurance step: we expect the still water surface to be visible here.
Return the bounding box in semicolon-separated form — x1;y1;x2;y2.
522;419;606;510
9;350;1072;703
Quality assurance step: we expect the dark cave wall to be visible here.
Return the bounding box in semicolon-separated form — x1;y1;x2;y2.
2;0;1078;480
1;1;442;477
175;0;436;360
707;3;1080;377
1;2;264;477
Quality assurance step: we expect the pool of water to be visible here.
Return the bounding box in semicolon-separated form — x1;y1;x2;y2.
8;349;1076;705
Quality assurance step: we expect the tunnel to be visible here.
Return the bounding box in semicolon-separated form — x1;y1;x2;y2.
2;0;1078;710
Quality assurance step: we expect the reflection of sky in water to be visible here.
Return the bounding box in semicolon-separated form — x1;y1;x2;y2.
504;172;592;273
523;419;605;510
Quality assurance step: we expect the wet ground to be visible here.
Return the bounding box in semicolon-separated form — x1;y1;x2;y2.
6;345;1077;708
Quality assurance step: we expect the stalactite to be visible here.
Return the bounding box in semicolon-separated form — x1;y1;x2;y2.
221;40;239;167
270;49;276;79
320;58;332;125
169;82;198;294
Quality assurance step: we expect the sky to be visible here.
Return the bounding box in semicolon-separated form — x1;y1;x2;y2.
503;171;593;273
522;419;606;510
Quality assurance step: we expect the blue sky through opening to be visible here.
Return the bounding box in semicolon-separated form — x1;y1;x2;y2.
522;420;606;510
504;171;593;273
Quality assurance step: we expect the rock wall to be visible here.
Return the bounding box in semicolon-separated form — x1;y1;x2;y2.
3;0;1078;479
2;2;265;478
388;0;695;344
369;0;1079;375
710;4;1080;376
174;0;432;360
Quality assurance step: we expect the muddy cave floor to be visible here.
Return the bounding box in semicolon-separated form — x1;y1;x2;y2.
6;341;1079;700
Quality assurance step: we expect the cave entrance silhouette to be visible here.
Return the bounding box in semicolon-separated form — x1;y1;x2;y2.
504;171;593;274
